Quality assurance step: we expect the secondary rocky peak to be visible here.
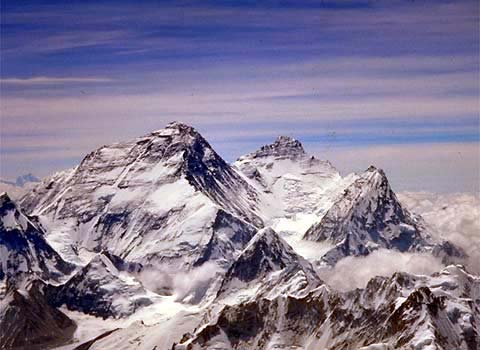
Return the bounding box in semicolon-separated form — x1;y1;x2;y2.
224;228;293;283
303;166;464;266
0;281;76;350
363;165;387;181
215;228;322;301
244;135;306;160
48;252;152;318
222;227;318;285
1;195;73;286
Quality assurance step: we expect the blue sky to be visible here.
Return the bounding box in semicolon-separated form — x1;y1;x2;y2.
1;0;479;192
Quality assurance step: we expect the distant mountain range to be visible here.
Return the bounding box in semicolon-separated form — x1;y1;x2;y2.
0;173;40;188
0;122;478;350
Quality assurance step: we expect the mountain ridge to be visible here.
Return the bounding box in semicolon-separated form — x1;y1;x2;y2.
0;122;476;350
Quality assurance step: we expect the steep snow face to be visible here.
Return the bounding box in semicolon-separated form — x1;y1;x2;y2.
48;252;153;318
174;265;479;350
20;122;261;268
0;193;73;287
233;136;355;238
304;166;463;265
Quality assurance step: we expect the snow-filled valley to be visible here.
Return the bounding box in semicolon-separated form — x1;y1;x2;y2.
0;122;478;350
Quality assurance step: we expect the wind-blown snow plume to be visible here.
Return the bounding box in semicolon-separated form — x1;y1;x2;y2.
139;262;221;304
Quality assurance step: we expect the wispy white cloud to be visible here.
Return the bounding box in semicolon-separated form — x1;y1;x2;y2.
1;77;114;85
2;88;477;122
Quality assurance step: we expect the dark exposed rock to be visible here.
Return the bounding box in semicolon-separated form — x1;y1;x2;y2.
0;280;76;350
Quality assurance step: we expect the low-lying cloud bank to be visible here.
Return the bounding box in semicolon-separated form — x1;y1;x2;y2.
317;250;444;291
316;192;479;291
398;191;480;274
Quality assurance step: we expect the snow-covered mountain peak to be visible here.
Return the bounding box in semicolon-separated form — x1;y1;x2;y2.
160;121;198;135
20;122;263;269
0;192;32;233
303;166;464;265
233;136;348;232
361;165;389;186
149;121;209;151
166;120;195;130
303;165;413;241
75;120;224;181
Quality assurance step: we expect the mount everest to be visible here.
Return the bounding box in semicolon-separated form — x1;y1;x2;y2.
0;122;478;350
